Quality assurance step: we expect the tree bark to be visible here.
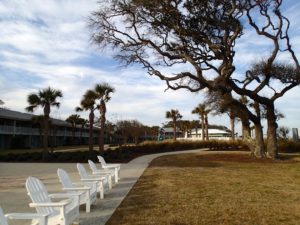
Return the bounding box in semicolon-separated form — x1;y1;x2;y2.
99;114;105;153
99;100;106;153
173;119;177;141
89;110;94;152
230;111;235;140
266;104;278;159
201;116;205;141
205;114;209;140
43;104;50;160
253;122;265;158
71;123;75;145
252;102;265;158
241;118;250;139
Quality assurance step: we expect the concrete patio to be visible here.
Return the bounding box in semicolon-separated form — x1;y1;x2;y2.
0;149;206;225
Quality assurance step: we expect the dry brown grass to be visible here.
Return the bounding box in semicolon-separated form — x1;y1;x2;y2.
107;152;300;225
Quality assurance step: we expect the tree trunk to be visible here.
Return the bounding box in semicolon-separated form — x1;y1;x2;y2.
230;111;235;140
241;118;250;139
230;118;235;140
253;122;265;158
89;110;94;152
173;119;177;141
205;114;209;140
252;102;265;158
99;100;106;153
266;104;278;159
72;124;75;145
201;116;205;141
99;114;105;153
43;105;50;160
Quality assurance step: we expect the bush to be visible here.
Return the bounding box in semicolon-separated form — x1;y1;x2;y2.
0;139;249;163
278;139;300;153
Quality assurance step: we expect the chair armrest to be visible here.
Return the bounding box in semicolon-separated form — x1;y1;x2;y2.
107;163;121;166
81;178;104;182
89;174;107;179
93;171;113;175
49;193;81;198
63;187;91;191
5;212;49;220
29;200;71;208
102;165;120;169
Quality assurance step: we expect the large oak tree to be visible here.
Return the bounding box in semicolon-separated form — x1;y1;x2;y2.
90;0;300;159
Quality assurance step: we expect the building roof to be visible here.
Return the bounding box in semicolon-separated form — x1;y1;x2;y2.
0;108;88;128
0;108;33;121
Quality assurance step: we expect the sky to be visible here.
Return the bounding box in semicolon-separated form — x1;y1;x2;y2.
0;0;299;135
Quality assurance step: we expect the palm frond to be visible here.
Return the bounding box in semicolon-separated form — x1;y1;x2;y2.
25;105;36;112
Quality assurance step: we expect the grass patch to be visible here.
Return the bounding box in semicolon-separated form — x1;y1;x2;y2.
107;152;300;225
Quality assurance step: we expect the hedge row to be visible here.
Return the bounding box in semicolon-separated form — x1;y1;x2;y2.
0;139;298;163
0;140;248;163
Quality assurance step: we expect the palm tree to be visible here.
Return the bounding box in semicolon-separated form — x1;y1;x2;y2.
165;109;182;141
76;90;98;152
25;87;63;159
192;104;209;141
94;83;115;153
66;114;81;145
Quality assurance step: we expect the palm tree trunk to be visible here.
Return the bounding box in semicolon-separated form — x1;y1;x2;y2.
205;114;209;141
43;105;50;160
89;111;94;152
43;115;49;159
201;116;205;141
99;100;106;153
72;123;75;145
173;119;177;141
99;115;105;153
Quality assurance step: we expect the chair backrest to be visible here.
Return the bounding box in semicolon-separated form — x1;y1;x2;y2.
97;156;107;167
88;160;98;173
0;207;9;225
77;163;89;179
57;168;74;189
26;177;54;215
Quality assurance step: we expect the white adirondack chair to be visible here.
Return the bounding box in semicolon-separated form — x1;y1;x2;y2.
26;176;80;225
0;207;48;225
76;164;109;199
57;169;97;213
88;160;115;186
97;156;120;182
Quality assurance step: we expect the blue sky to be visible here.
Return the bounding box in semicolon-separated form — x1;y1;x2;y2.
0;0;299;135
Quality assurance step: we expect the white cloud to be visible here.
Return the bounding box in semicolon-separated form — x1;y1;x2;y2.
0;0;299;135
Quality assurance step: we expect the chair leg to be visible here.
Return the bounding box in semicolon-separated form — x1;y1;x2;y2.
86;194;91;213
108;176;112;190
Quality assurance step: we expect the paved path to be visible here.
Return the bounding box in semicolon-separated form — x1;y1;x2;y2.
0;148;206;225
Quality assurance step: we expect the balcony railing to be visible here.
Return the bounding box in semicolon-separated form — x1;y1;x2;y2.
0;125;98;137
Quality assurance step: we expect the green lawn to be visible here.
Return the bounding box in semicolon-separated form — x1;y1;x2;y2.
107;152;300;225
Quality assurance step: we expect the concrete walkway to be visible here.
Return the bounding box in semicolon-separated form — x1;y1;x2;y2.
0;148;206;225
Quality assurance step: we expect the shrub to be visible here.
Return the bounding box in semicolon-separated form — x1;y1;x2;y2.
0;139;250;163
278;139;300;153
